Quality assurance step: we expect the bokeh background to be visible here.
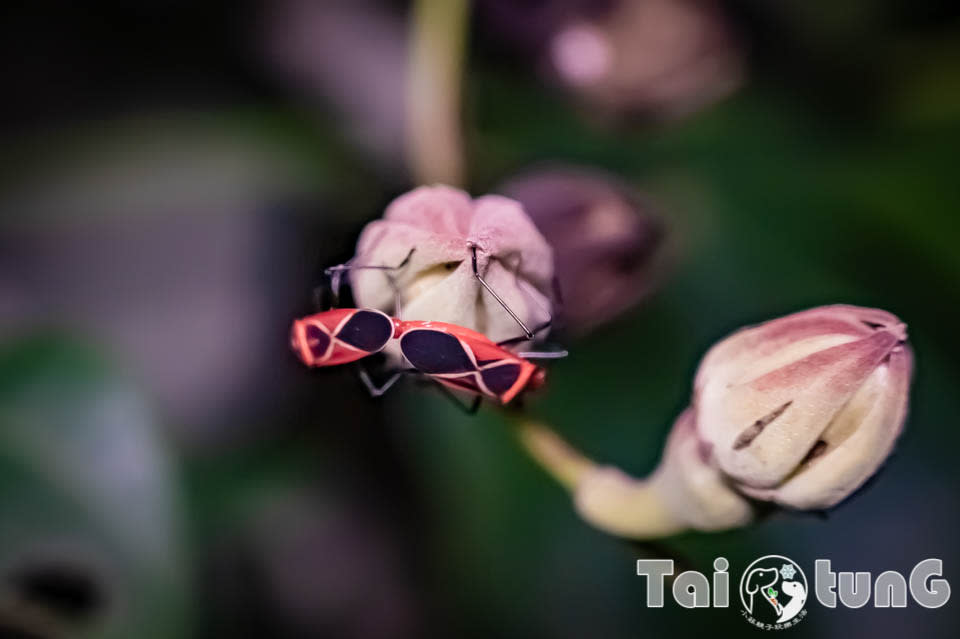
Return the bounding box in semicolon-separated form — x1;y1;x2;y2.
2;1;959;637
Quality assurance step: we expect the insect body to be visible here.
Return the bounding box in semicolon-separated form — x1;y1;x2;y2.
290;308;397;367
395;320;546;405
291;244;564;409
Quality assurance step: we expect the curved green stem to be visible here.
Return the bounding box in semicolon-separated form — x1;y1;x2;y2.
515;419;595;489
513;419;688;539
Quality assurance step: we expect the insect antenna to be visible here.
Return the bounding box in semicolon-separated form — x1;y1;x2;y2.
324;247;415;314
515;349;568;360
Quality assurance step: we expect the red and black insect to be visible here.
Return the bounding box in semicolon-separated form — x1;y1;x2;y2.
394;319;547;405
290;307;397;367
292;248;415;367
291;245;565;409
290;311;557;406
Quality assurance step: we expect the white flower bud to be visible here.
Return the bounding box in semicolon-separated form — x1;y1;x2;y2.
694;304;913;509
519;304;913;541
648;408;755;530
350;185;554;343
574;409;753;538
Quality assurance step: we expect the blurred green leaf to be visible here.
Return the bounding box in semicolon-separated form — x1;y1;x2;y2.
0;337;190;639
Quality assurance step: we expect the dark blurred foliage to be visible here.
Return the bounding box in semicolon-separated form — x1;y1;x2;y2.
2;1;960;638
0;3;262;132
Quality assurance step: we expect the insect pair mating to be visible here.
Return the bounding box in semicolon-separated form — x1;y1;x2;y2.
290;246;566;409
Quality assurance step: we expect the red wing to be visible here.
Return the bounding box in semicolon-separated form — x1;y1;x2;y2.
435;375;484;395
481;360;536;404
396;321;538;404
292;308;393;367
308;308;357;333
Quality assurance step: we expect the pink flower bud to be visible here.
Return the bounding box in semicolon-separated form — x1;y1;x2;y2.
350;185;554;344
694;305;913;509
523;305;914;541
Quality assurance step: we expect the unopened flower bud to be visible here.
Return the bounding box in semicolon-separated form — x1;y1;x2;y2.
574;409;753;538
518;304;913;541
694;304;913;509
497;166;664;334
350;185;554;343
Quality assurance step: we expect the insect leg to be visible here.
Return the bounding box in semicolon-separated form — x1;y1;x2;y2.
495;320;552;348
358;368;404;397
325;247;415;281
470;245;534;339
430;382;483;415
325;247;415;313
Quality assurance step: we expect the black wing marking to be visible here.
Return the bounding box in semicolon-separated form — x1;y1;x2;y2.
336;310;393;352
305;325;331;358
480;363;521;395
400;330;475;374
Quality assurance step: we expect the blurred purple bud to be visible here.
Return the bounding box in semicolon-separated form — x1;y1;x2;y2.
476;0;618;55
497;167;664;334
480;0;744;119
553;0;744;118
550;23;615;87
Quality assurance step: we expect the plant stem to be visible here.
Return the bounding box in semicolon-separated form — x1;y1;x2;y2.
515;419;596;489
513;418;687;539
406;0;470;186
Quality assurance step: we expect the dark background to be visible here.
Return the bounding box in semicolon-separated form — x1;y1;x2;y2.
1;1;959;637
